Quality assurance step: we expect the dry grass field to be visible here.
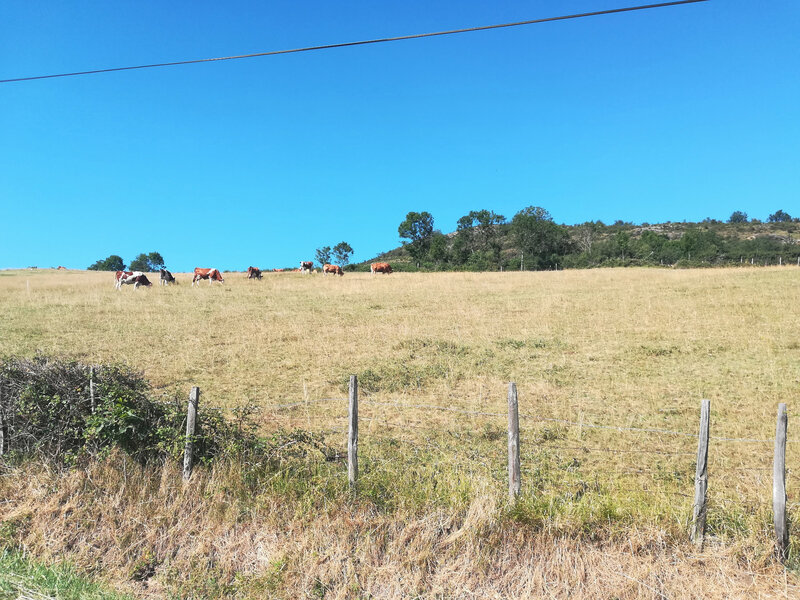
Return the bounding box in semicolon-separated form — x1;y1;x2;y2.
1;266;799;597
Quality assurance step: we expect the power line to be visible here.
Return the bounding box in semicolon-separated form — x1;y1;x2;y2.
1;0;708;84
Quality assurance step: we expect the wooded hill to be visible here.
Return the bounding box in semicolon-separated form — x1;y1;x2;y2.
355;208;800;271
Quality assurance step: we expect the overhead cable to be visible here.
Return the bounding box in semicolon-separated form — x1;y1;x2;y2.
1;0;708;84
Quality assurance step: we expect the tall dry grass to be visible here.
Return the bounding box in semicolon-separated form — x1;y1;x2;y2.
1;452;796;599
0;267;799;596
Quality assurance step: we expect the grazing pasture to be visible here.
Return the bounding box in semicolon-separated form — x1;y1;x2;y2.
0;267;799;596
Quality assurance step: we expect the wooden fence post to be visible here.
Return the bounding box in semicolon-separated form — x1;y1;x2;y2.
508;382;521;500
183;387;199;481
0;381;5;457
773;403;789;561
691;399;710;547
89;366;96;413
348;375;358;489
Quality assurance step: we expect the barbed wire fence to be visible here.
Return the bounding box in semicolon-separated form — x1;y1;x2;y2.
216;376;794;560
0;371;792;561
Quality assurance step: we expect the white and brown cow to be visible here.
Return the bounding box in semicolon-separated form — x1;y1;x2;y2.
192;267;224;286
300;261;314;274
246;266;262;280
115;271;152;290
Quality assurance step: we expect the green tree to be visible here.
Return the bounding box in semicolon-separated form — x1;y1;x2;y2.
679;228;724;261
510;206;571;270
398;211;434;266
427;232;450;266
768;209;792;223
129;251;165;272
639;230;668;255
87;255;126;271
455;210;506;267
147;252;165;269
728;211;748;224
332;242;353;266
315;246;331;267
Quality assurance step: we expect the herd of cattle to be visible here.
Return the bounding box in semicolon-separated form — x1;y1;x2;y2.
113;262;393;289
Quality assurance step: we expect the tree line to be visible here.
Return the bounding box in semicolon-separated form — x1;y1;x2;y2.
384;208;800;271
88;252;165;272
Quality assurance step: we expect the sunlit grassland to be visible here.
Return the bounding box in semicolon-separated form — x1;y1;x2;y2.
1;267;799;541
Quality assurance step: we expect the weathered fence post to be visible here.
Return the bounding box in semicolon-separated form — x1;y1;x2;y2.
183;386;199;481
89;365;96;413
0;381;6;457
508;382;521;500
773;403;789;561
691;399;710;547
348;375;358;489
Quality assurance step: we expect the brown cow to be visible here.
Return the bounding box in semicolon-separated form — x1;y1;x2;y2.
192;267;224;286
323;264;343;276
246;266;262;280
300;261;314;274
115;271;152;290
370;262;393;274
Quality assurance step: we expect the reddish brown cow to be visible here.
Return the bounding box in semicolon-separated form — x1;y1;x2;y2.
115;271;152;290
300;261;314;274
246;266;262;280
370;262;393;274
323;264;344;276
192;267;224;286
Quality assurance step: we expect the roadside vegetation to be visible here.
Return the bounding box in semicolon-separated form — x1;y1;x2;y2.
0;268;798;597
0;550;133;600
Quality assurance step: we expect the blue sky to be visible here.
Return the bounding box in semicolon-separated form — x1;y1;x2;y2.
1;1;798;270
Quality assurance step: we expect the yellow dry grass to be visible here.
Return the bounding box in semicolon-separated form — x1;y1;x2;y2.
0;453;796;599
1;267;799;597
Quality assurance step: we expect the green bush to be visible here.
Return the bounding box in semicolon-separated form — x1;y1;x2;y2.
0;356;233;464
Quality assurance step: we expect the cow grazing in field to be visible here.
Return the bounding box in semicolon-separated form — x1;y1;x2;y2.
159;269;177;285
370;262;393;275
246;266;262;280
57;266;66;270
115;270;132;289
192;268;224;286
300;261;314;274
115;271;152;290
323;264;344;276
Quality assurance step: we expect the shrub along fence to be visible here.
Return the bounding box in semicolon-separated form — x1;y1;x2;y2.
0;359;793;561
0;356;237;465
